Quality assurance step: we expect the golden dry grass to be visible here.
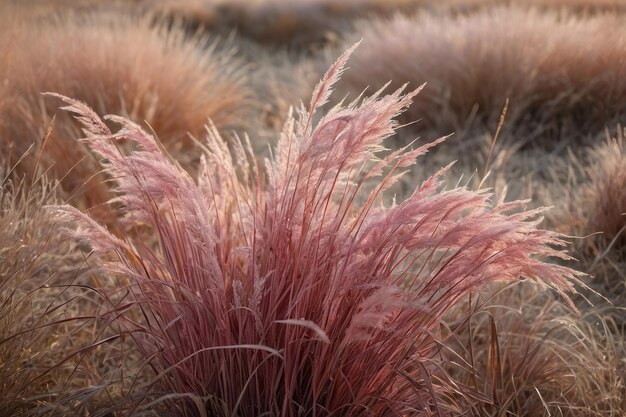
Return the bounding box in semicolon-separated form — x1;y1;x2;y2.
441;283;625;417
336;7;626;146
137;0;626;49
443;283;626;417
572;134;626;246
544;130;626;319
0;9;247;223
149;0;426;46
0;166;133;415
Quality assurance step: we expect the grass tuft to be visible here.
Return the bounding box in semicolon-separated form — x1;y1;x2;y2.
546;129;626;320
51;47;580;416
0;162;129;415
338;7;626;146
0;10;247;223
441;283;625;416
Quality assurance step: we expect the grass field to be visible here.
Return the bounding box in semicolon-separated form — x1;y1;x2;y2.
0;1;624;416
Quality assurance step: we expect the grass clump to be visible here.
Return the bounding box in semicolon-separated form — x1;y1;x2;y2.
0;10;247;223
546;130;626;319
572;133;626;247
337;7;626;146
48;47;581;416
151;0;428;47
0;165;126;415
150;0;626;49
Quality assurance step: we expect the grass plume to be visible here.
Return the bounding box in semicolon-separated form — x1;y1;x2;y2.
51;47;579;416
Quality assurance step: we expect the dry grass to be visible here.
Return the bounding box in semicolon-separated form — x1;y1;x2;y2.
544;129;626;319
3;0;146;18
1;2;624;415
461;0;626;13
149;0;428;47
0;9;247;223
336;7;626;147
0;162;135;415
7;0;626;46
243;48;320;157
148;0;626;48
441;283;625;416
571;133;626;246
426;0;626;14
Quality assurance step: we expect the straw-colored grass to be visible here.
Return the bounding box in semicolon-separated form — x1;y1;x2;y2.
337;7;626;146
142;0;626;49
0;163;133;415
441;283;625;416
544;129;626;319
150;0;426;46
570;134;626;246
0;10;247;223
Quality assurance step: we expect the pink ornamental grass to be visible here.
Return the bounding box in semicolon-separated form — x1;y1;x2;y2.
50;46;579;416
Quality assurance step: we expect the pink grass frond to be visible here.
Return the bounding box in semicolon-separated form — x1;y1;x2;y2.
43;92;111;137
308;41;361;121
49;204;130;254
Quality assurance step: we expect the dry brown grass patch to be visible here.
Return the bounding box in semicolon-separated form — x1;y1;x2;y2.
0;166;139;415
545;129;626;318
336;7;626;147
442;283;625;416
0;10;247;223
